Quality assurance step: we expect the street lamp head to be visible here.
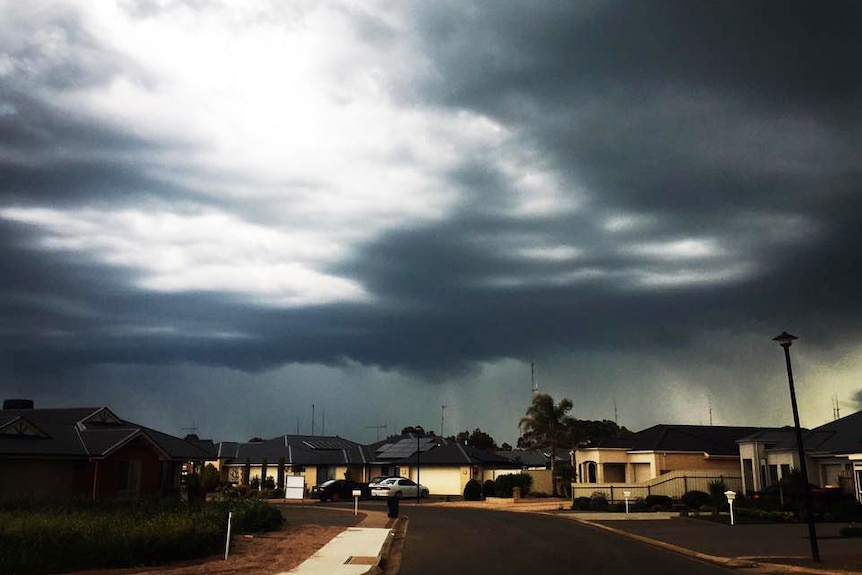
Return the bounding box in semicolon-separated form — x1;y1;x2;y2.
773;331;798;348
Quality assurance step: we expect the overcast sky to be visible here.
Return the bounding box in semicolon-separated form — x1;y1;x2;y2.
2;0;861;446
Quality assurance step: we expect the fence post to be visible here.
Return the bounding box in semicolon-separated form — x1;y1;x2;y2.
683;476;688;493
610;485;614;502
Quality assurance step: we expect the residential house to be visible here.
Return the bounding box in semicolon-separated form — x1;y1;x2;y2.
574;424;772;485
368;435;514;496
737;409;862;500
570;424;787;500
215;434;370;493
494;448;571;494
0;400;214;501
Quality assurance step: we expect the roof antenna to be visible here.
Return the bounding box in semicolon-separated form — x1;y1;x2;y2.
833;394;841;421
182;422;198;436
311;404;315;436
613;398;618;425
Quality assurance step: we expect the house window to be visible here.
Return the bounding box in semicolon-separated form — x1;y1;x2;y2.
742;459;754;493
318;465;336;481
768;465;779;485
118;460;142;498
585;461;597;483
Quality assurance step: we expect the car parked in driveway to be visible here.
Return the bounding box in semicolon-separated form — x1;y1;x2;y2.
370;477;429;499
311;479;370;502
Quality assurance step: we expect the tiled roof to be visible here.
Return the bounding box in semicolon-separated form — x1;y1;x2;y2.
735;411;862;457
0;406;214;460
808;409;862;455
629;424;783;456
218;434;368;466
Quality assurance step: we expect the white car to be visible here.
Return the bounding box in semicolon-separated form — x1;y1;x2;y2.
370;477;429;499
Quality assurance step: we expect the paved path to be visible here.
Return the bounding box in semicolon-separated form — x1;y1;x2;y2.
274;502;396;575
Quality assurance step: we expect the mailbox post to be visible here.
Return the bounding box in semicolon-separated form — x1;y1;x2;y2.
623;491;632;514
352;489;362;516
724;490;736;526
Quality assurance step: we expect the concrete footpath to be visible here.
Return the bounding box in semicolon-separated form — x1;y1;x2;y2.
274;507;397;575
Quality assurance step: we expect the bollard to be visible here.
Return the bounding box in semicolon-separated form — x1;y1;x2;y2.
387;496;400;518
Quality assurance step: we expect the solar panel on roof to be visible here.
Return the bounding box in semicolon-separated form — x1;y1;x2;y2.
302;439;349;450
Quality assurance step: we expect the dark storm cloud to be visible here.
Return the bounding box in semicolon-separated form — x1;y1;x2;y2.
2;0;862;436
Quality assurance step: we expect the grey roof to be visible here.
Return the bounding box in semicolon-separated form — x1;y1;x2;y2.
218;434;368;466
496;449;568;467
0;406;214;460
807;409;862;455
736;411;862;456
625;424;781;456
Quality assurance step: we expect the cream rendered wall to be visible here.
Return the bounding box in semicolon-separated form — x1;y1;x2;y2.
409;466;465;496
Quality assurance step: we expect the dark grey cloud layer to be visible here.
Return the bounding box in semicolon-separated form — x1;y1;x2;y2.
2;1;861;440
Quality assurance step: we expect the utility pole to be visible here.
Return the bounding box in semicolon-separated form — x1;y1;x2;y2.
311;404;315;436
531;360;538;394
441;405;447;437
708;395;713;426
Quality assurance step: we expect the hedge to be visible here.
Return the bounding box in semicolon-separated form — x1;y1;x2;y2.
0;498;283;574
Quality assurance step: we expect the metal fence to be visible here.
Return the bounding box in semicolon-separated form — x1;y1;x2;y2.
571;470;743;502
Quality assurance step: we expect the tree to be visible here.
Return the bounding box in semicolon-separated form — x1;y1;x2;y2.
260;457;268;491
447;428;498;450
500;442;513;451
401;425;435;437
562;419;635;448
519;393;575;497
277;456;286;490
242;457;251;486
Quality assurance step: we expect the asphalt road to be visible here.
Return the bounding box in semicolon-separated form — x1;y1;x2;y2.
396;505;735;575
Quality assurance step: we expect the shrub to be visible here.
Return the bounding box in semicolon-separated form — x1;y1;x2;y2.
644;495;672;511
681;490;711;509
0;499;283;574
572;497;592;510
482;480;496;498
840;525;862;537
708;479;727;515
463;479;483;501
493;473;533;498
201;464;221;492
589;492;609;511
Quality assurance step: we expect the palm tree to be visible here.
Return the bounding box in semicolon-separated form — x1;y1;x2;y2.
519;393;574;497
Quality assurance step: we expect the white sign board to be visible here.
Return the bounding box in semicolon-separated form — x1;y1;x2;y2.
285;476;305;500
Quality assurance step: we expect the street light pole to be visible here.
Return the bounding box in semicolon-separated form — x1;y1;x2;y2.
773;331;820;563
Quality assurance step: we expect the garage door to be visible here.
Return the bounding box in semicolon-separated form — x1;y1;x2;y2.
418;467;464;496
